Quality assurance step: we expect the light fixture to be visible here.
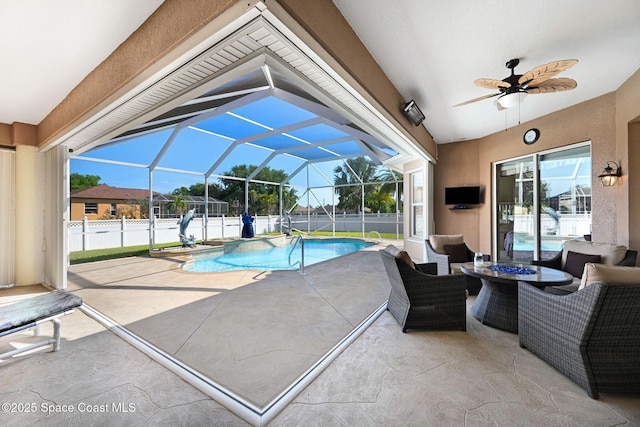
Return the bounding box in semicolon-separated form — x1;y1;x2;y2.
402;100;425;126
597;161;622;186
497;91;527;109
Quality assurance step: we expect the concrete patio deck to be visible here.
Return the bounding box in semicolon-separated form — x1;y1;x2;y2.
1;239;639;426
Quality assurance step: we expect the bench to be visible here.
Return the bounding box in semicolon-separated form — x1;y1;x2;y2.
0;290;83;360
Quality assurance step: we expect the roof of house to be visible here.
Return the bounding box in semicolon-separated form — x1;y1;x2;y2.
70;184;158;200
70;184;228;204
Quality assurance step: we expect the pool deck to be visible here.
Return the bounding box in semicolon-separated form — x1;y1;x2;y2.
65;239;390;411
2;238;639;425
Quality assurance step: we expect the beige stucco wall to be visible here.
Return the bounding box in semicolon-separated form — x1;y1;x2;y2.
436;83;639;261
615;68;640;251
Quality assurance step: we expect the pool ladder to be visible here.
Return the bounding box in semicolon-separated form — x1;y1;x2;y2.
288;234;305;274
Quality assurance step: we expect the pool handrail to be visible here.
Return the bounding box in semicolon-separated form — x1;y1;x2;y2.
288;235;305;275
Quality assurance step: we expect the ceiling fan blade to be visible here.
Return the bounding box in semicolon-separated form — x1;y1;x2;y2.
519;59;578;87
453;92;501;107
525;78;577;94
474;78;511;90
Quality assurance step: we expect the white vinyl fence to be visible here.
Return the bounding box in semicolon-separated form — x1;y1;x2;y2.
68;213;404;252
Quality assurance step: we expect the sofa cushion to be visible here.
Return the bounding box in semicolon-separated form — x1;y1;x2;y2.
429;234;464;254
579;263;640;289
564;251;601;278
562;240;627;268
444;243;469;263
396;251;416;270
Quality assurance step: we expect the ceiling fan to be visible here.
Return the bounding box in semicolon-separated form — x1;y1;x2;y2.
454;58;578;110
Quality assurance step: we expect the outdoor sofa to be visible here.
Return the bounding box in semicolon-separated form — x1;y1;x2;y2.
518;262;640;399
532;239;637;293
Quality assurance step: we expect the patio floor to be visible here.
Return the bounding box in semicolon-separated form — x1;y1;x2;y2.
1;239;639;426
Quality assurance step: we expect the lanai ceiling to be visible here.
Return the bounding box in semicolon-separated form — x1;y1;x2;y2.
3;0;640;146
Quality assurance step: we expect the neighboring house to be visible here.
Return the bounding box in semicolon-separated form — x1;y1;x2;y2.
70;184;157;220
152;194;229;218
70;185;229;220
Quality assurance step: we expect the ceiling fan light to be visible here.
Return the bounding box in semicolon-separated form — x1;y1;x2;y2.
497;92;527;109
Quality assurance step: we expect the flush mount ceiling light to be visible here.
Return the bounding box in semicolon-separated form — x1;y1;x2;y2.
402;99;425;126
597;161;622;186
497;91;527;109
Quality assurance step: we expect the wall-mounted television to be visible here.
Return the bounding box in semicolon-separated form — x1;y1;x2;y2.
445;186;481;208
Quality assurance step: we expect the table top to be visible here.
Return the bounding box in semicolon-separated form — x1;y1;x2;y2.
460;261;574;286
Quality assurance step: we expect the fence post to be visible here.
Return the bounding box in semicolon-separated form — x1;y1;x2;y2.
121;216;126;247
82;216;88;251
221;215;225;239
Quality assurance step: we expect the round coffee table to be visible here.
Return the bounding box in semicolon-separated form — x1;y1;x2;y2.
460;261;573;332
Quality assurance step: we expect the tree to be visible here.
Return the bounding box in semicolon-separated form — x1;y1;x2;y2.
333;158;379;213
167;194;187;215
209;165;297;215
377;168;403;212
70;173;101;191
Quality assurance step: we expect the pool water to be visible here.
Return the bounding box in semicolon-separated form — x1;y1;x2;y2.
182;239;374;272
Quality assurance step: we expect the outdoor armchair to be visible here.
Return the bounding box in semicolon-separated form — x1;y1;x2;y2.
425;234;490;295
380;245;467;332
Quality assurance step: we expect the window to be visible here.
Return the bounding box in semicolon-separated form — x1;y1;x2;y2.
110;203;117;216
84;202;98;215
411;171;424;237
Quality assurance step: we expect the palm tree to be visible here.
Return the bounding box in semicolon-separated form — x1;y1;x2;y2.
167;194;187;216
333;158;379;213
377;167;403;211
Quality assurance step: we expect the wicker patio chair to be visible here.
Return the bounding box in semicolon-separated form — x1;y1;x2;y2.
518;280;640;399
425;234;490;295
380;246;467;333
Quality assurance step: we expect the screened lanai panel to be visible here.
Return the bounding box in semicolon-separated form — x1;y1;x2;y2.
86;129;174;164
194;114;267;139
266;154;306;175
209;143;273;176
296;146;342;161
324;140;368;157
253;133;308;151
157;127;233;172
230;96;317;128
286;123;348;142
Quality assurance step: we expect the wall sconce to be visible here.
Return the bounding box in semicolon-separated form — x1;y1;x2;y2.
597;161;622;186
402;100;425;126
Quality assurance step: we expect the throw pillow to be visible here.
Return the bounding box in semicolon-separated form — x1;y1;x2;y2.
396;251;416;270
579;263;640;290
564;251;601;278
429;234;464;254
443;243;469;263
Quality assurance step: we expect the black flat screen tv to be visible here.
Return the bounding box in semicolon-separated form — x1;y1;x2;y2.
445;186;481;207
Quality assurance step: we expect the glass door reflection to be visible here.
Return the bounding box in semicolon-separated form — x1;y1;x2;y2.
497;157;534;262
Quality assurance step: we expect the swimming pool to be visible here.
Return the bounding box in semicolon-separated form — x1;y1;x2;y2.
182;238;375;272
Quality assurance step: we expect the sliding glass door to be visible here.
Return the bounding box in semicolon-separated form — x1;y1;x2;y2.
494;143;591;263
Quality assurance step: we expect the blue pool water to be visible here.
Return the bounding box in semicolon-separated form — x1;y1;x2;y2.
182;239;374;272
